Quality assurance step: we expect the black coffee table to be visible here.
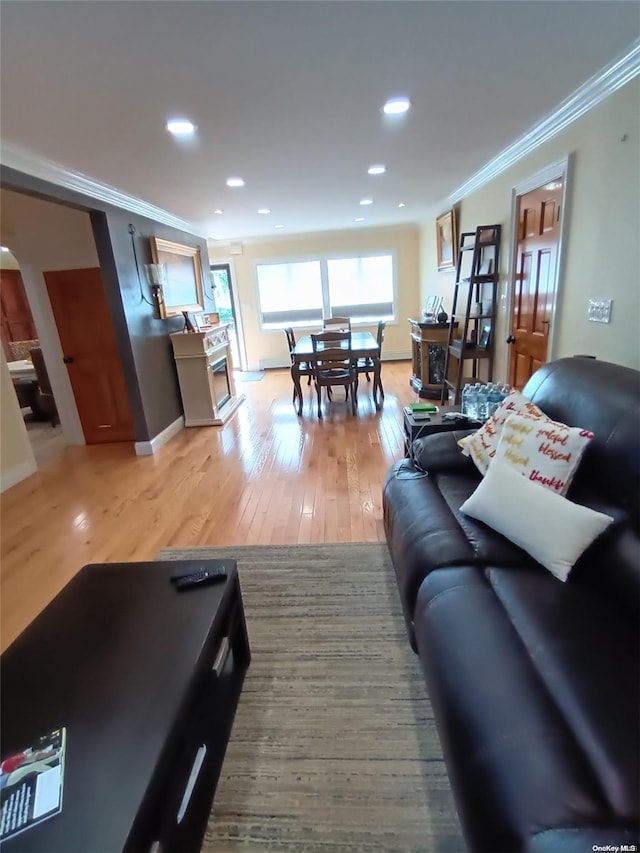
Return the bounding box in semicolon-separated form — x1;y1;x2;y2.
0;560;250;852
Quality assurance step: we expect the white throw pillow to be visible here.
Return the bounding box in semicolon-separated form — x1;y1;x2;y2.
458;391;546;475
494;413;594;496
459;458;614;581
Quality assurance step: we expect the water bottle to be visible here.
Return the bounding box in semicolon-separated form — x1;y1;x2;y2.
461;383;471;416
466;384;478;420
476;383;488;421
487;383;502;418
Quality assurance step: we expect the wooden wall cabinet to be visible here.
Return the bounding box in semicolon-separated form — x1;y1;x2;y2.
170;324;244;426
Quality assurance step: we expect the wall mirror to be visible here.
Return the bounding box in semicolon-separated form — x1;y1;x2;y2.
150;237;204;314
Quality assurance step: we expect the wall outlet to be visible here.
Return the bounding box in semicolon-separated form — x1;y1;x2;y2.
587;298;612;323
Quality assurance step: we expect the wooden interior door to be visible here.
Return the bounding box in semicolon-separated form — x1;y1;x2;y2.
508;182;563;389
44;268;135;444
0;269;38;359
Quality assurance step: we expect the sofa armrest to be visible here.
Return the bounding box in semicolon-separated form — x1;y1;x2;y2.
412;429;478;474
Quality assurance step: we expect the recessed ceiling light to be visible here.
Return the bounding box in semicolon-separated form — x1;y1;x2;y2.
398;202;406;208
355;217;365;222
166;119;196;135
226;177;245;188
275;224;285;229
213;209;223;215
257;208;271;215
359;198;373;206
382;97;411;115
368;164;386;175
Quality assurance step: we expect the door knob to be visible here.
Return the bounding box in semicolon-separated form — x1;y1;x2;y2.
506;335;516;344
63;356;75;364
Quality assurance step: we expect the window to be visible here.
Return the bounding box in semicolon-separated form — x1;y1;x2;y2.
256;261;323;327
326;255;394;322
256;254;395;328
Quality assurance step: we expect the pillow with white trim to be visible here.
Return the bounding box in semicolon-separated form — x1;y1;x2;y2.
459;458;614;581
494;413;594;496
458;391;546;475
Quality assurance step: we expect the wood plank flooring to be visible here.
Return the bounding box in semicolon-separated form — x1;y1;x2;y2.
1;361;419;651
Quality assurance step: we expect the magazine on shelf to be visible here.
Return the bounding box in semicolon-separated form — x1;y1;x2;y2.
0;728;67;842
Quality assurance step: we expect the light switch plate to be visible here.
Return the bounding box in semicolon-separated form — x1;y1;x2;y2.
588;299;612;323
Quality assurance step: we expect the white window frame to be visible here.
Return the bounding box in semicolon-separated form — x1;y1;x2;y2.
254;250;397;331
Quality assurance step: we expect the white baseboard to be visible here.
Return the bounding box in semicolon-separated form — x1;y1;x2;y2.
382;350;412;361
259;358;290;370
135;415;184;456
1;458;38;493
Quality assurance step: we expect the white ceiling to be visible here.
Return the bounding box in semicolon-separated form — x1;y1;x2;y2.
1;1;638;242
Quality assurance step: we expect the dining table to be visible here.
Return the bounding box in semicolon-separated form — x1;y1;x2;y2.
290;330;382;416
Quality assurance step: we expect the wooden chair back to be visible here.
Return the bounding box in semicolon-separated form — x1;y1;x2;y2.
284;327;296;357
323;316;351;332
310;331;356;416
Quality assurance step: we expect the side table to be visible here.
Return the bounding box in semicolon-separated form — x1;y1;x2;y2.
403;408;480;458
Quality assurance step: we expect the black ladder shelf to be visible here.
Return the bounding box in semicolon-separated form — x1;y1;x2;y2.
442;224;502;404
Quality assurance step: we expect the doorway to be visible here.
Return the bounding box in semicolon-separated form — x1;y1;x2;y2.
0;259;65;466
210;263;243;370
506;157;571;389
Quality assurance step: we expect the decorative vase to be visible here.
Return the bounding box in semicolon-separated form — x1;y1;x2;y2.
437;309;448;323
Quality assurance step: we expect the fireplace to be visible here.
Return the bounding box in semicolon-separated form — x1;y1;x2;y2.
170;324;245;427
210;355;231;409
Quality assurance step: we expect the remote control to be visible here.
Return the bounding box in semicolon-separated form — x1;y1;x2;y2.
172;568;227;591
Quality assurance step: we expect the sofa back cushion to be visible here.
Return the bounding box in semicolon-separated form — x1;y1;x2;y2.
523;358;640;519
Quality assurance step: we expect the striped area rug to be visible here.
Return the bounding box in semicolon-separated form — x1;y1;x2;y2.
159;543;464;852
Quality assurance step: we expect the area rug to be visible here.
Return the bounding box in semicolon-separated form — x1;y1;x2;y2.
158;543;464;852
234;371;265;382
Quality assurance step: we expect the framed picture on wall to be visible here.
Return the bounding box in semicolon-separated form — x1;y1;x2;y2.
150;238;204;315
436;209;458;271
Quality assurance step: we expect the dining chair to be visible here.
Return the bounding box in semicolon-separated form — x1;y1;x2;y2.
284;327;312;389
323;316;351;332
29;347;59;427
310;331;357;418
357;321;386;398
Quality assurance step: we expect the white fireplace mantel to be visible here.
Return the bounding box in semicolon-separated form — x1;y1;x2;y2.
170;324;244;426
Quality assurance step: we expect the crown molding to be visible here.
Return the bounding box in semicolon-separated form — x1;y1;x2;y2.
449;40;640;203
0;141;203;236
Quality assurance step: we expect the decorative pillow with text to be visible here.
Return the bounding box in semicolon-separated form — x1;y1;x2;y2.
458;391;546;475
493;413;594;496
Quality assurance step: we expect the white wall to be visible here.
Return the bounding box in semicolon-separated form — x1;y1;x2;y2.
208;224;421;370
419;79;640;380
0;356;37;492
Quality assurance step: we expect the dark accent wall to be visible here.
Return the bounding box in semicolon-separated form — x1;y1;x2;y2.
0;166;211;442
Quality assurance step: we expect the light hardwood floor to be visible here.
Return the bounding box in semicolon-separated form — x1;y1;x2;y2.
1;361;419;651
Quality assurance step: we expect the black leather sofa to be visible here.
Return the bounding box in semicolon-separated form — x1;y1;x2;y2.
383;357;640;852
